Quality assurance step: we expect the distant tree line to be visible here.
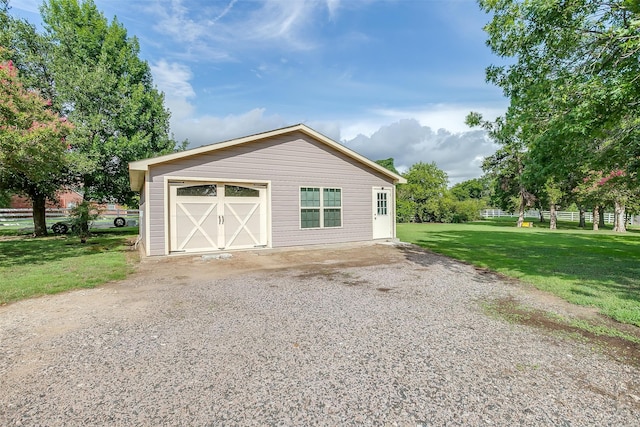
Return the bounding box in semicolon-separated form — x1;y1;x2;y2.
375;159;491;224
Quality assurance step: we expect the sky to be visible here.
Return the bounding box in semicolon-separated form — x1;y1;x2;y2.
10;0;508;184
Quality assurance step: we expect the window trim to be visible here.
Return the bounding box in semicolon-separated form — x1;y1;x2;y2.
299;186;343;229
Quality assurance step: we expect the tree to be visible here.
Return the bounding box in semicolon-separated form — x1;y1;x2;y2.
0;57;73;235
466;113;534;227
476;0;640;232
1;1;71;235
450;177;491;202
375;158;400;175
0;189;10;207
40;0;183;213
398;162;449;223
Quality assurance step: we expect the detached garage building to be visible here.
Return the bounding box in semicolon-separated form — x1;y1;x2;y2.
129;124;406;256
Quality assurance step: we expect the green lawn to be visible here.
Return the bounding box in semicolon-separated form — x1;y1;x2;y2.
398;220;640;326
0;228;138;304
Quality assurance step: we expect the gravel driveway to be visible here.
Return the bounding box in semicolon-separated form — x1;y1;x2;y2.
1;243;638;426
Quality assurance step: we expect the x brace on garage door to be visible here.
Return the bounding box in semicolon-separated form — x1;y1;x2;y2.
169;181;268;253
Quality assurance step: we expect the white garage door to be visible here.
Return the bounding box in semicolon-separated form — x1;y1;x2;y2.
169;182;267;253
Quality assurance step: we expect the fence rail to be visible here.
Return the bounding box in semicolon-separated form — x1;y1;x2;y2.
0;208;138;218
479;209;634;225
0;208;139;228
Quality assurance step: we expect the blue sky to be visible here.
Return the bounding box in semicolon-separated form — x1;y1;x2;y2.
11;0;507;183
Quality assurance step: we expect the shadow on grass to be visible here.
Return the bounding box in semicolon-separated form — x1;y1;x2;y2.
0;229;138;268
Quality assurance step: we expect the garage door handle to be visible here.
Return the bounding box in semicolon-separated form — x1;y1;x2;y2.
219;215;224;225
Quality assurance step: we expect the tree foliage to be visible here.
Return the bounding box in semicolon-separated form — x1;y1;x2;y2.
0;0;185;236
472;0;640;230
398;162;449;223
450;177;492;202
374;158;400;175
0;56;73;235
40;0;182;206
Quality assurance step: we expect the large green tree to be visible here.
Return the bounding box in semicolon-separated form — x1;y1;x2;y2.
1;1;68;235
466;113;535;226
0;57;73;235
40;0;182;208
476;0;640;232
398;162;450;223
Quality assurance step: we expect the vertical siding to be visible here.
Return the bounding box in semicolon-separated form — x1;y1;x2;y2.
139;182;146;254
147;132;395;255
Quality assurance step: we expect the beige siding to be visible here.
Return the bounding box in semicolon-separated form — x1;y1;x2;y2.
147;132;395;255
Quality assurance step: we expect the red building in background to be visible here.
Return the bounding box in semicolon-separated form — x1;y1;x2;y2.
10;190;84;209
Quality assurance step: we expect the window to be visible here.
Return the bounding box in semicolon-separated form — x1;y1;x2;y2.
376;192;388;215
300;187;341;228
225;185;259;197
177;184;217;197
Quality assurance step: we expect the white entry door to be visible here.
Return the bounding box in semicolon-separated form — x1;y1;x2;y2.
372;187;393;239
170;182;267;253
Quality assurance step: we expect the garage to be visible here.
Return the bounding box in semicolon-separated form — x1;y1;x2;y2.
169;182;267;252
129;124;405;256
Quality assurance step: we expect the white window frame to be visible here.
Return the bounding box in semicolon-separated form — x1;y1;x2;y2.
299;186;343;229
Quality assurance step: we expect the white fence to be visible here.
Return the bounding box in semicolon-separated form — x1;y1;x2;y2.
480;209;626;224
0;208;139;227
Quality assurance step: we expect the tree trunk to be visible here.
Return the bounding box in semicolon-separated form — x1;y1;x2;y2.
613;200;626;232
539;210;545;223
516;191;525;227
599;206;605;229
579;207;585;228
31;193;48;237
592;206;599;231
549;204;557;230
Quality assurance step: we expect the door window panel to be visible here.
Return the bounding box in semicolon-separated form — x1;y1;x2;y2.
225;185;259;197
177;184;217;197
377;192;388;215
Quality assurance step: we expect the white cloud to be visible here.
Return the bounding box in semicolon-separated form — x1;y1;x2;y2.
343;119;498;184
326;0;341;20
346;103;505;138
211;0;238;23
150;60;196;100
145;0;342;60
373;104;506;133
172;108;288;146
149;57;287;145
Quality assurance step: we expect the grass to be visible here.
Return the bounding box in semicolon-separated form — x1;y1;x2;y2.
398;219;640;327
0;227;139;304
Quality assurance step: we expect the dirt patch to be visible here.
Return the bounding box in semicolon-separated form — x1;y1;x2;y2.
132;242;404;283
485;296;640;368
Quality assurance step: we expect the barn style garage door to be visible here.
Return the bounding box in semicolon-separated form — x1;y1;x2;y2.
169;182;267;253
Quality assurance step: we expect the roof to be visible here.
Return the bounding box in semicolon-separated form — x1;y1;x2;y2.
128;123;406;191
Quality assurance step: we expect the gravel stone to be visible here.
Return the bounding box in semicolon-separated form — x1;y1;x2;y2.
0;243;638;426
